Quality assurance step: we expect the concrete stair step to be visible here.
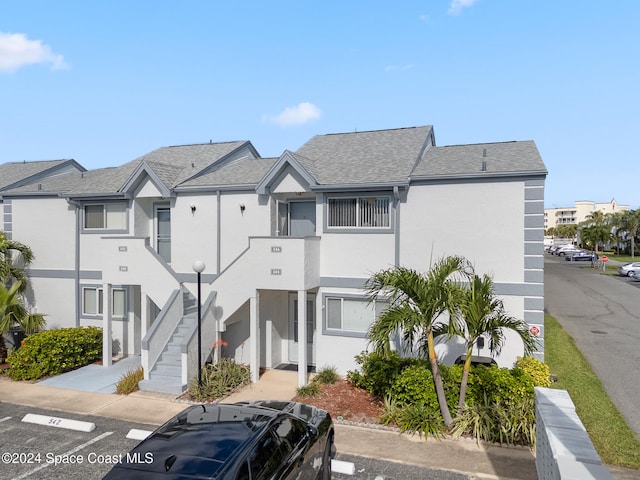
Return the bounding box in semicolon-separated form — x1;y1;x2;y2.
151;364;181;378
139;377;185;395
158;353;180;364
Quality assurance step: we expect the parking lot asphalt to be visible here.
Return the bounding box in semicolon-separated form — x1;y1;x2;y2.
0;370;538;480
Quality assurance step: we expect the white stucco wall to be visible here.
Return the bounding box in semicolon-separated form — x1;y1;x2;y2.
11;197;76;269
171;194;217;274
27;277;76;329
400;181;525;283
219;192;270;270
319;234;395;278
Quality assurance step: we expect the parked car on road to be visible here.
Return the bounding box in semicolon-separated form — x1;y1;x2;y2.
102;401;334;480
555;245;579;257
617;262;640;277
629;271;640;282
564;250;598;262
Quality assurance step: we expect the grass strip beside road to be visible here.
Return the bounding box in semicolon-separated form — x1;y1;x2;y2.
545;314;640;468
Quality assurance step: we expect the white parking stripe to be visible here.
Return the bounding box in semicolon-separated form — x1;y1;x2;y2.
332;459;356;475
9;431;113;480
22;413;96;432
0;416;12;423
126;428;153;440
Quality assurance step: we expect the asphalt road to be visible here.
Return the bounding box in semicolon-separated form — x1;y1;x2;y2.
544;255;640;440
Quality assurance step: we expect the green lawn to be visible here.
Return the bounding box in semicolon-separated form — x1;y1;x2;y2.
545;314;640;468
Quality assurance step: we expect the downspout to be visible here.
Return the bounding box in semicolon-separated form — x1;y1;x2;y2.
394;186;401;267
216;190;221;274
66;198;81;327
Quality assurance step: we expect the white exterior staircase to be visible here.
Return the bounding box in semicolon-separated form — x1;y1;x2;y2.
139;289;198;394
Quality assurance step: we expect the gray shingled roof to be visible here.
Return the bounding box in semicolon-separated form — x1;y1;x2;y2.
180;157;278;188
0;160;81;191
125;142;249;188
412;141;547;179
2;142;251;196
294;126;433;185
2;131;548;197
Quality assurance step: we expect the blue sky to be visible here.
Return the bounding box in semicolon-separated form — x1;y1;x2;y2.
1;1;638;209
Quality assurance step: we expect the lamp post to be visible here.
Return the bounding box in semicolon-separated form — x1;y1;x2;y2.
192;260;205;388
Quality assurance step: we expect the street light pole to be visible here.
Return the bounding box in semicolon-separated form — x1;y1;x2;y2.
192;260;205;388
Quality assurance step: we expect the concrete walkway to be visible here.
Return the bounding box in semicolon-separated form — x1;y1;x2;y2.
37;355;141;393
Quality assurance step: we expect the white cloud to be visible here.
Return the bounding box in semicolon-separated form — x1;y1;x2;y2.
0;32;68;73
448;0;479;15
266;102;322;126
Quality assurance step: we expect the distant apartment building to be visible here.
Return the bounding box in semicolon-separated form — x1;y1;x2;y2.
544;199;629;230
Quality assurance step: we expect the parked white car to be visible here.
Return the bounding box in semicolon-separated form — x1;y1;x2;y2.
617;262;640;277
555;245;579;257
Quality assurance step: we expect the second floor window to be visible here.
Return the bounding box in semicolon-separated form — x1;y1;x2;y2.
327;196;390;228
84;203;126;230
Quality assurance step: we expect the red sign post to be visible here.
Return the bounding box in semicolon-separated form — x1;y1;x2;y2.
600;254;608;271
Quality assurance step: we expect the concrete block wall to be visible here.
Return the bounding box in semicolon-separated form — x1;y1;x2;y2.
535;387;612;480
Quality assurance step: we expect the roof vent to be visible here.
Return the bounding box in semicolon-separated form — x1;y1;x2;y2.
481;161;487;172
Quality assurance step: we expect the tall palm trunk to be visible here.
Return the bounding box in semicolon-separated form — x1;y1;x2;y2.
427;331;453;427
457;345;474;415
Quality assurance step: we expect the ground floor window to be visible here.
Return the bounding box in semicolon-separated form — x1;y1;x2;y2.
325;296;386;335
82;287;103;315
82;286;127;317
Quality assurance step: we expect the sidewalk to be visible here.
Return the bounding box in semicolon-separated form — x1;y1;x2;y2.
0;368;539;480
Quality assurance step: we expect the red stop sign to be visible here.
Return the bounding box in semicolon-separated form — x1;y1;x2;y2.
601;255;608;263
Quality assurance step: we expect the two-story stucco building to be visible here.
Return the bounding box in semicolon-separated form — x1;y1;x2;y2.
1;125;547;393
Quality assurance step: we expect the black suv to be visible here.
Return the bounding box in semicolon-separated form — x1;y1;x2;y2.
102;401;334;480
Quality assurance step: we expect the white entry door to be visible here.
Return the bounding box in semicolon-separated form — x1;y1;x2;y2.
288;293;315;365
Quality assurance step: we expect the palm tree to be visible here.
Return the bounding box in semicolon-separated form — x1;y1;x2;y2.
579;224;614;253
0;280;46;362
620;209;640;257
0;282;26;362
365;256;473;428
0;231;34;293
435;274;538;414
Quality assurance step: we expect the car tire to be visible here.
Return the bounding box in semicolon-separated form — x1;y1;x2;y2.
628;271;635;277
321;434;333;480
558;252;565;256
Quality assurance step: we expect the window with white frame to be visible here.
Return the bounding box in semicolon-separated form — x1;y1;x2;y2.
327;196;390;228
82;287;103;315
112;288;126;317
326;297;386;333
84;203;127;230
82;287;126;317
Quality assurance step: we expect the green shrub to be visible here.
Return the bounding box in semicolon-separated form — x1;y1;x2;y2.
116;367;144;394
314;365;339;385
515;356;552;387
465;365;534;407
189;358;250;402
296;382;320;397
452;396;536;446
390;364;439;410
6;327;102;380
396;402;445;438
347;350;420;397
